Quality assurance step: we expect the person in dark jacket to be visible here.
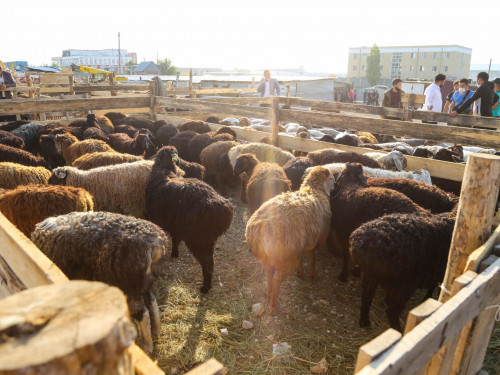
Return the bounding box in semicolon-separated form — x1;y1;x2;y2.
257;70;281;97
382;78;405;108
451;72;499;117
0;67;16;99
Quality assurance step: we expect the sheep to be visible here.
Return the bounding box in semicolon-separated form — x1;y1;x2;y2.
335;132;362;147
154;123;179;147
366;177;458;213
316;162;432;185
432;148;464;163
228;143;294;168
54;133;115;165
49;161;155;218
114;124;139;138
31;211;169;354
169;131;197;160
307;149;384;169
0;144;49;168
205;116;221;124
0;184;94;237
11;123;45;153
350;213;455;330
220;118;239;126
364;150;407;171
283;156;315;191
200;141;240;192
108;130;156;158
177;120;211;134
318;134;336;143
119;117;163;136
215;126;237;139
329;163;430;281
103;111;129;125
96;115;114;134
462;146;498;161
0;162;51;189
413;147;435;159
187;132;235;163
0;120;29;132
239;117;251;127
145;146;234;293
177;158;205;180
82;126;109;142
0;130;25;149
356;131;378;144
233;153;291;213
72;151;143;170
246;166;335;314
38;127;75;168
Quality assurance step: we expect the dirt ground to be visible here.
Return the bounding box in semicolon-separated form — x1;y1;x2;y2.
149;196;500;375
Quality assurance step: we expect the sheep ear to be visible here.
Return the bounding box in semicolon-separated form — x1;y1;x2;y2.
55;169;67;179
392;153;403;171
323;180;331;196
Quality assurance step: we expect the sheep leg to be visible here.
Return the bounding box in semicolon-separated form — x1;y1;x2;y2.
269;271;285;315
138;306;154;354
385;290;409;332
195;246;214;294
240;179;248;203
266;266;276;299
171;236;180;258
359;275;377;328
145;292;161;339
309;249;316;280
339;241;350;282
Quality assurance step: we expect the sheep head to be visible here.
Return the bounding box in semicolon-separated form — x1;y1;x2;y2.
234;153;259;176
336;163;367;187
385;151;406;171
48;167;70;185
302;166;335;196
54;133;78;153
153;146;179;169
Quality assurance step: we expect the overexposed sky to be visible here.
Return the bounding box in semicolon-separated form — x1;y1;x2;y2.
3;0;498;73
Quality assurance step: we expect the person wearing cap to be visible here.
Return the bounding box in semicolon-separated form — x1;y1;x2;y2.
492;78;500;118
443;80;459;113
257;70;281;97
0;66;16;99
424;74;446;113
449;79;475;115
451;72;499;117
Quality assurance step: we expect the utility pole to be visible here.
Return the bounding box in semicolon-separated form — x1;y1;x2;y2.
156;51;158;65
488;58;492;76
118;32;121;75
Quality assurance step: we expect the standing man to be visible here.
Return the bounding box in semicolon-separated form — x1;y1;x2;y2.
257;70;281;97
424;74;446;113
382;78;404;108
492;78;500;118
0;66;16;100
443;80;459;113
449;78;475;115
451;72;499;117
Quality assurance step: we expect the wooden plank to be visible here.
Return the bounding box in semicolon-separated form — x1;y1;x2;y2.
465;224;500;272
355;329;402;373
155;96;272;119
194;88;257;95
73;84;149;92
0;213;69;289
0;254;26;299
426;271;477;375
191;96;271;105
357;258;500;375
439;154;500;302
0;96;150;115
271;97;280;145
279;98;500;130
129;344;165;375
184;358;225;375
404;299;443;335
279;108;500;149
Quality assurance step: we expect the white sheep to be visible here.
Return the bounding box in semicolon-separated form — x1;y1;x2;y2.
364;151;407;171
228;143;294;168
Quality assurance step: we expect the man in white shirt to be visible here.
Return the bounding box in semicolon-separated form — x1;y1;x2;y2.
424;74;446;113
257;70;281;97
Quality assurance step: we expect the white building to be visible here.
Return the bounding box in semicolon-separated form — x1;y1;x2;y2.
56;49;137;73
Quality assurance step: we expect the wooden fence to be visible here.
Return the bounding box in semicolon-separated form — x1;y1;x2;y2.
354;153;500;375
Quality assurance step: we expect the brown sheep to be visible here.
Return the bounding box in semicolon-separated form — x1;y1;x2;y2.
54;133;115;165
233;153;291;214
0;184;94;237
246;166;335;314
0;162;51;189
200;141;239;187
72;152;143;170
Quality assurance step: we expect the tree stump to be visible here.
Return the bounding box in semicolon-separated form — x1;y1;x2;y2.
0;280;137;375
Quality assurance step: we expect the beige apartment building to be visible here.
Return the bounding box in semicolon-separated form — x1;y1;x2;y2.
347;45;472;88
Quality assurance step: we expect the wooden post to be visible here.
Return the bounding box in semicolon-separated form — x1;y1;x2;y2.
355;329;402;373
26;74;34;99
69;73;75;95
110;73;117;96
0;280;136;374
189;68;194;98
270;97;280;146
149;80;155;121
405;93;415;121
285;84;291;109
439;154;500;303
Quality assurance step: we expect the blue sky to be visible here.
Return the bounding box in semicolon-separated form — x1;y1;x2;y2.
3;0;498;73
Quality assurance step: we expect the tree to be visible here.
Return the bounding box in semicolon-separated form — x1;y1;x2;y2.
157;58;177;75
366;44;381;87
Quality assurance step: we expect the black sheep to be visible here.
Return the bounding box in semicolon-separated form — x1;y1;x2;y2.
350;213;455;330
0;144;49;168
11;123;45;155
307;149;384;169
82;126;109;142
0;130;25;149
108;130;156;158
432;148;464;163
104;111;129;125
206;116;221;124
215;126;237;139
329;163;429;281
177;120;211;134
119;117;162;136
169;131;197;160
187;132;235;163
146;146;234;293
114;124;139;138
283;156;314;191
366;177;459;213
318;134;336;143
155;123;179;147
0;120;29;132
413;147;434;158
177;158;205;180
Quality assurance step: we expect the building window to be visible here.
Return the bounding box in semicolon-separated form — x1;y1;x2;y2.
432;66;437;72
362;65;365;71
443;66;448;72
462;53;466;64
434;52;438;59
444;52;450;59
380;53;384;59
419;66;425;72
421;52;426;58
353;65;357;70
411;53;416;59
380;65;383;71
409;66;414;72
362;54;367;59
353;53;358;59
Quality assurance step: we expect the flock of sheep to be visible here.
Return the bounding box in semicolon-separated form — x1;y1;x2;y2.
0;112;497;355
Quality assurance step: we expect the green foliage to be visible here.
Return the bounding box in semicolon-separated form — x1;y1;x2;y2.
125;60;137;66
366;44;381;87
157;58;177;75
